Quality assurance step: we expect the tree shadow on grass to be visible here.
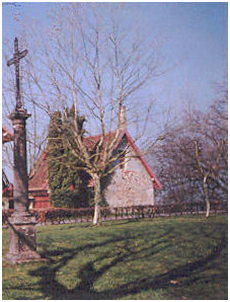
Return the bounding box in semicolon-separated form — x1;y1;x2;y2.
113;232;227;299
12;228;227;300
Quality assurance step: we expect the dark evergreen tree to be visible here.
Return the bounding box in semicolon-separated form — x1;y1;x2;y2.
47;111;64;198
47;108;89;208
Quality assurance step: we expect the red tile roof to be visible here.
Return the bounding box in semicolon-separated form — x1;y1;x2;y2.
29;152;49;191
83;131;120;151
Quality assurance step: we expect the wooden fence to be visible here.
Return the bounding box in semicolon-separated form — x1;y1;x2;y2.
2;201;227;226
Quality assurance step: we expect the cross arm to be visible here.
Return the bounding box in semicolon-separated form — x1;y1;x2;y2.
7;49;28;66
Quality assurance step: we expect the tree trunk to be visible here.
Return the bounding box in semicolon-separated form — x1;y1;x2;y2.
193;140;211;218
93;175;102;226
203;174;210;218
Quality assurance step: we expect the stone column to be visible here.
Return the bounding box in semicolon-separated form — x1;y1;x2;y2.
6;108;42;263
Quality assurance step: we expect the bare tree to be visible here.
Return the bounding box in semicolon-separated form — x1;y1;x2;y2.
3;3;164;225
152;78;228;216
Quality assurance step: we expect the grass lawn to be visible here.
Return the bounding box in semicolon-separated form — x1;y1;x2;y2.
2;214;228;300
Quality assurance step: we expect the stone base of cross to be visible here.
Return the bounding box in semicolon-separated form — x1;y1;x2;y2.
5;212;42;263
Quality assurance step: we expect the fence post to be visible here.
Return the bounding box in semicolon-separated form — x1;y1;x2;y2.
141;207;144;218
137;207;140;218
169;205;172;217
132;207;134;218
149;206;151;218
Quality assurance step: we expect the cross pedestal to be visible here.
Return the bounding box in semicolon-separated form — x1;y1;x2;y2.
6;212;41;263
6;109;42;263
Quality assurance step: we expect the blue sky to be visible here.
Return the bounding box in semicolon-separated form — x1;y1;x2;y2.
1;2;228;183
3;2;227;113
140;3;227;109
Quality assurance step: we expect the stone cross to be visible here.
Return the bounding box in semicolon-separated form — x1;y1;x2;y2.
7;37;28;110
5;37;42;263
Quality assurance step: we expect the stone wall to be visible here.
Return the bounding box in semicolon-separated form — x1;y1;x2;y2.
103;144;155;207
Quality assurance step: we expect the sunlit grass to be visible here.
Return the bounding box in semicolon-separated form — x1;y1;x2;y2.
2;214;228;300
